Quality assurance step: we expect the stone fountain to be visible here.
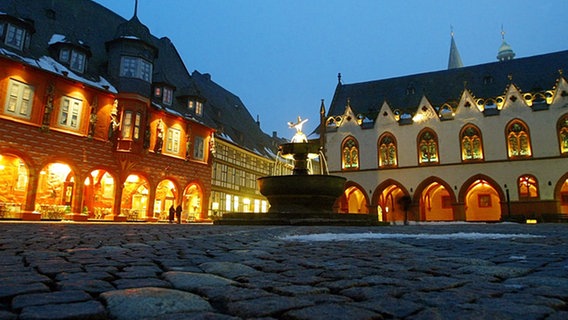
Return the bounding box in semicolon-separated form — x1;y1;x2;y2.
215;117;376;225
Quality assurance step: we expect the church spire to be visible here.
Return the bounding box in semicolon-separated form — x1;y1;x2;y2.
497;25;516;61
447;27;464;69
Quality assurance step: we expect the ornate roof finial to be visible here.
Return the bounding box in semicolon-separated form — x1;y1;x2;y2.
497;25;515;61
134;0;138;18
337;73;342;84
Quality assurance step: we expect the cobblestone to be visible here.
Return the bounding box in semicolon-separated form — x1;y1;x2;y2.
0;222;567;319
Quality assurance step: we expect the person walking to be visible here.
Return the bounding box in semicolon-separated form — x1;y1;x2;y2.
175;204;182;224
168;205;175;223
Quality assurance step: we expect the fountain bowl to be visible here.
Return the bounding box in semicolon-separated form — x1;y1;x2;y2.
258;174;346;213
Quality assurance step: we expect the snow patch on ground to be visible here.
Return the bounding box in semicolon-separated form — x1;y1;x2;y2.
281;232;544;242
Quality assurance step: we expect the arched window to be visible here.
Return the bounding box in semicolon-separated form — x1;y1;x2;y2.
558;114;568;155
506;120;532;158
418;129;439;164
342;137;359;170
518;175;539;199
378;133;397;168
460;124;484;161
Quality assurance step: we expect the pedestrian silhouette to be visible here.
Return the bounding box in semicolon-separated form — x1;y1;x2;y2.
175;205;182;224
168;205;175;223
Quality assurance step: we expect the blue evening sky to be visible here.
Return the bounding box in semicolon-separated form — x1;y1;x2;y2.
94;0;568;139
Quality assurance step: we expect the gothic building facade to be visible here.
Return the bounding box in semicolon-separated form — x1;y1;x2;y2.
324;38;568;223
0;0;278;221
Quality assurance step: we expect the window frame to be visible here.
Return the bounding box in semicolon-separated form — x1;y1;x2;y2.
166;127;181;154
506;119;532;159
378;132;397;168
58;96;83;131
418;128;439;165
4;79;34;119
518;175;539;200
119;56;153;82
5;23;25;50
193;135;205;160
162;87;173;106
341;136;360;170
460;124;484;162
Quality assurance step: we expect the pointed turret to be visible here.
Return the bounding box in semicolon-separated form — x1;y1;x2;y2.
497;27;515;61
447;28;463;69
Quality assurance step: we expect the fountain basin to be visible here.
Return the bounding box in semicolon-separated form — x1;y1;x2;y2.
258;174;346;213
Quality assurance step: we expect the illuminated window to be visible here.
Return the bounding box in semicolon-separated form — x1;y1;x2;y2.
4;79;33;119
58;96;83;130
120;56;152;82
193;136;205;160
518;175;539;199
558;114;568;155
506;120;532;158
418;129;439;164
133;112;141;140
378;133;397;167
460;124;484;161
166;127;181;154
122;111;132;139
163;87;173;106
195;101;203;116
341;137;359;170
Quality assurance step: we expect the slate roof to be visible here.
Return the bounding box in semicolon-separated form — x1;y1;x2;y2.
329;50;568;118
0;0;279;158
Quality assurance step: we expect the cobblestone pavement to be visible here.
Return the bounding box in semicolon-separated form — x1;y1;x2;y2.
0;222;567;320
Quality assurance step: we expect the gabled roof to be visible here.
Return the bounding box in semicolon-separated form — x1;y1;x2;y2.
329;50;568;117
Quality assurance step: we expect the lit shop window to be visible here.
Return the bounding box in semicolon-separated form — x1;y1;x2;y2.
58;96;83;131
518;175;539;199
4;79;33;119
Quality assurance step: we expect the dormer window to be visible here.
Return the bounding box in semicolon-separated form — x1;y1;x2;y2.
0;17;33;51
187;99;203;116
49;34;90;74
154;87;162;97
163;87;173;106
195;101;203;116
58;47;87;73
5;24;25;49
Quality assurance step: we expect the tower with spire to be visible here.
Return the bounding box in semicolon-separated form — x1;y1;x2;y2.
497;26;515;61
447;27;464;69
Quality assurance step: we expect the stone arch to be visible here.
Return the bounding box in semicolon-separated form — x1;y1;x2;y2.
414;176;456;221
183;180;205;221
554;172;568;214
337;180;369;214
374;179;410;222
459;174;504;221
